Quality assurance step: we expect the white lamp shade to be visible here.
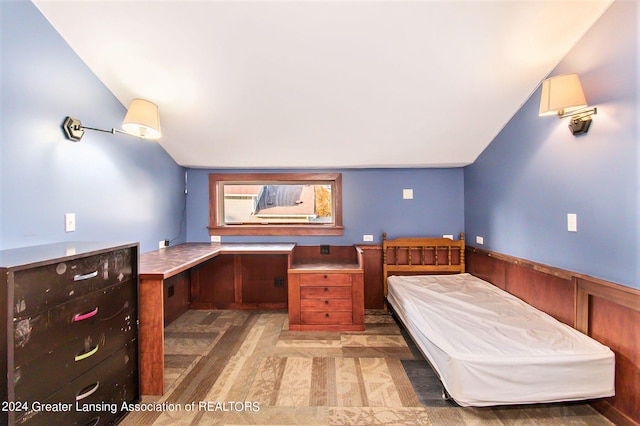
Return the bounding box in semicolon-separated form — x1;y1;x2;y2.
122;99;161;139
539;73;588;117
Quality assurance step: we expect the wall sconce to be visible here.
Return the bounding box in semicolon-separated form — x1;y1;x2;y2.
539;73;597;136
63;98;161;142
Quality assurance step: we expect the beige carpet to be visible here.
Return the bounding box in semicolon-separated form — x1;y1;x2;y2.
120;310;612;425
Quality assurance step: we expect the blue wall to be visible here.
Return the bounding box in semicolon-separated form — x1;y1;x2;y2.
464;1;638;289
0;0;186;253
4;0;637;293
186;168;465;245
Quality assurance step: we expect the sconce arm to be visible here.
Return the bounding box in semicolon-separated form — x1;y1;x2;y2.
558;107;598;120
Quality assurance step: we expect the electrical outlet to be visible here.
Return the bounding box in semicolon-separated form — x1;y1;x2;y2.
320;245;330;255
443;234;454;240
568;213;578;232
363;235;374;242
159;240;167;249
210;235;221;243
403;189;414;199
476;236;484;245
274;277;285;288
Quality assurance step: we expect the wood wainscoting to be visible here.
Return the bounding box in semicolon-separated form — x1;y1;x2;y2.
466;246;640;426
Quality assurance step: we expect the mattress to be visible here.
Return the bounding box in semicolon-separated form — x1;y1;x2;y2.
387;273;615;407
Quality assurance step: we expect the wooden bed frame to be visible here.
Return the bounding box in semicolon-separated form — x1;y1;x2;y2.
382;232;465;297
381;232;466;400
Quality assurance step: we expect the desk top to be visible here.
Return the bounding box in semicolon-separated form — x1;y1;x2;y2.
289;262;362;273
140;243;296;279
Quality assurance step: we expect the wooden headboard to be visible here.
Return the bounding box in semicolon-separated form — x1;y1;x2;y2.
382;232;465;296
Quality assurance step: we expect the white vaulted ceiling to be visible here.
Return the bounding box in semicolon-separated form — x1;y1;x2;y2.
33;0;612;169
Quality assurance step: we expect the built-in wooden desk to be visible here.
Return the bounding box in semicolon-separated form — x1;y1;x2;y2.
139;243;295;395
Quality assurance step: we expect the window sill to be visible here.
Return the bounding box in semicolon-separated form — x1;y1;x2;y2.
208;225;344;236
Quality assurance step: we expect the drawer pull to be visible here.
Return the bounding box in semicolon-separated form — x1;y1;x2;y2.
74;271;98;281
325;313;330;317
73;307;99;322
324;275;328;279
325;300;329;304
324;287;328;292
76;381;100;401
75;344;99;362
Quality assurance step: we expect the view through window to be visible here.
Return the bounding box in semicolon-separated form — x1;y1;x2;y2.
223;184;333;224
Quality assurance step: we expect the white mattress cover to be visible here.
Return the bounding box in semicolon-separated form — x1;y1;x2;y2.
387;273;615;407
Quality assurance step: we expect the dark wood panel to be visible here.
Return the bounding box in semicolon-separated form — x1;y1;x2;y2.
240;254;289;304
466;248;574;325
163;272;190;327
465;248;507;290
139;278;164;396
191;256;235;305
590;295;640;426
359;245;385;309
505;263;574;326
351;272;365;326
191;254;290;308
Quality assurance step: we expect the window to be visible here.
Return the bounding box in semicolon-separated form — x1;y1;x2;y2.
208;173;343;236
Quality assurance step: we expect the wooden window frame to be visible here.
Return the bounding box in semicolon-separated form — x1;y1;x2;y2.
208;173;343;236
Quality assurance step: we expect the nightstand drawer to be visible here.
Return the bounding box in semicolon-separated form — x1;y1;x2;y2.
299;273;351;286
300;286;352;299
301;311;353;325
301;298;352;311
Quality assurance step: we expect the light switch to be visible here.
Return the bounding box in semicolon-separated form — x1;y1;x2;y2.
567;213;578;232
403;189;413;199
65;213;76;232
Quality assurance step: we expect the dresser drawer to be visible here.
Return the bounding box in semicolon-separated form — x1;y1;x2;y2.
16;341;138;426
299;273;351;287
13;248;133;318
301;311;353;325
14;279;136;366
300;286;352;299
300;298;352;311
14;308;136;403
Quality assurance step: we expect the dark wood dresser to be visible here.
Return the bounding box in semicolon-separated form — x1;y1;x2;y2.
0;242;139;426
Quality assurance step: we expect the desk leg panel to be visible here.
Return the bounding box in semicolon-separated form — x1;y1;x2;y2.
352;273;365;327
288;273;301;325
139;277;165;395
